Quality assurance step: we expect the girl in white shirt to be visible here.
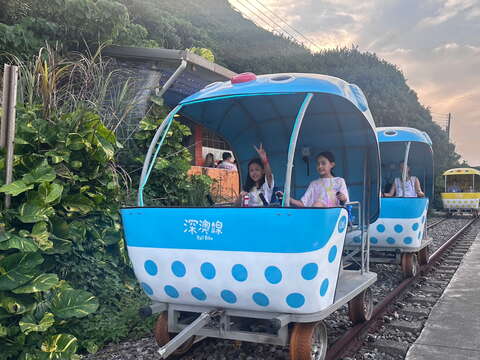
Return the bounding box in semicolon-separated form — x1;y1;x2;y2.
383;162;424;198
289;151;349;207
238;144;274;206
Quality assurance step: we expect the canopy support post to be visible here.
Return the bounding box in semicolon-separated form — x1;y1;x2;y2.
282;93;314;207
402;142;411;196
137;105;182;206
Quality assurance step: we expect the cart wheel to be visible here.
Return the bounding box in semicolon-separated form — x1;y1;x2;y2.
348;288;373;324
401;253;419;278
289;321;327;360
418;246;429;266
154;312;195;358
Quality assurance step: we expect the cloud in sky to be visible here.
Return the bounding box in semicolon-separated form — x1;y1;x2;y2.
229;0;480;164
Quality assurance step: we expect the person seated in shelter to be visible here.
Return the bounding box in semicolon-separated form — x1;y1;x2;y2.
203;153;216;168
447;182;461;193
383;162;424;197
237;144;274;206
289;151;349;207
217;152;237;171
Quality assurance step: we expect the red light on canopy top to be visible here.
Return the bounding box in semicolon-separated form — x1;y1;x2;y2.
231;72;257;84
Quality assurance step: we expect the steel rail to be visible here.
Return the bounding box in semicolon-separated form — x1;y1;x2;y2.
426;217;448;229
325;218;477;360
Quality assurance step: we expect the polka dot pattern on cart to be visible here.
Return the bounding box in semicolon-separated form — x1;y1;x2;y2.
301;263;318;280
144;260;158;276
201;262;216;279
328;246;337;263
231;264;248;282
141;282;153;296
286;293;305;308
164;285;179;298
253;292;269;307
320;278;329;296
191;287;207;301
338;216;347;233
171;261;186;277
265;266;282;284
221;290;237;304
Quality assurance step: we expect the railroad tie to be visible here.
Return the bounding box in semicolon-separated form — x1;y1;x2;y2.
398;306;430;317
390;320;423;333
371;339;409;357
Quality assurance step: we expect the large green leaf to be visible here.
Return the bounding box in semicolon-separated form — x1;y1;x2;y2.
13;274;59;294
45;150;70;164
44;237;73;255
19;312;55;335
84;116;116;145
50;289;98;319
66;133;84;150
22;161;56;184
0;233;38;252
38;183;63;204
40;334;78;359
101;228;120;246
0;293;36;314
0;180;34;196
17;201;55;223
31;222;53;250
0;252;44;290
0;324;7;337
62;194;94;214
0;231;9;243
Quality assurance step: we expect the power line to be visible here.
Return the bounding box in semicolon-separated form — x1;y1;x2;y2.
251;0;322;51
231;2;277;34
236;0;302;45
233;0;314;51
231;2;282;35
241;0;304;43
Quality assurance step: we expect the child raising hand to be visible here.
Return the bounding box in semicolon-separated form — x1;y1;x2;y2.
238;144;274;206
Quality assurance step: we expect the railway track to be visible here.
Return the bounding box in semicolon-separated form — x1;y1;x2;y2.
326;217;478;360
425;217;447;229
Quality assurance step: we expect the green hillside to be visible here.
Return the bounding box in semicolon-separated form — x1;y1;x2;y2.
0;0;460;175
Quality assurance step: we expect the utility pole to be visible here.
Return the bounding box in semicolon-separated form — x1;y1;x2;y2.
446;113;452;141
1;64;19;209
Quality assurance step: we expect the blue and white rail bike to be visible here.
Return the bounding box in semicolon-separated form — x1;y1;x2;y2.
120;73;381;360
345;127;434;278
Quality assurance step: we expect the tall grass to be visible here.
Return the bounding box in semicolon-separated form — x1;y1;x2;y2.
4;44;140;136
2;44;146;199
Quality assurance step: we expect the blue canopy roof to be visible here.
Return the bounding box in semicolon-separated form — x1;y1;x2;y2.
181;73;372;120
175;73;381;222
377;127;432;145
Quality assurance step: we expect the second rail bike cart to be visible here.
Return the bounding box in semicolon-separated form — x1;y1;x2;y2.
441;168;480;217
120;73;381;359
345;127;434;277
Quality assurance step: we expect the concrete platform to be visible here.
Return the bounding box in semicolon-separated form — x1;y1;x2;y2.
406;233;480;360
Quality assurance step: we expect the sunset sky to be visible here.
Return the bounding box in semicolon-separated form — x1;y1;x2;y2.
230;0;480;165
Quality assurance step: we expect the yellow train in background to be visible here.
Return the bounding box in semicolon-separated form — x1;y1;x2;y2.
441;168;480;216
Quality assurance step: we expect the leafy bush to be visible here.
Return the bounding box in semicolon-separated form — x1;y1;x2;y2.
0;105;123;358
